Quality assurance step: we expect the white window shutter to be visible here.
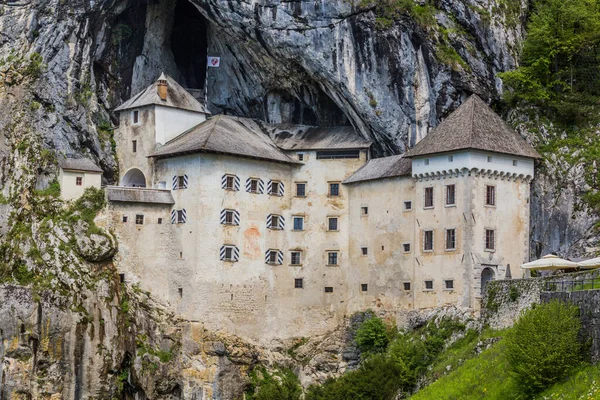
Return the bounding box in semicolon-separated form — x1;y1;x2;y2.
267;180;272;195
278;215;285;230
278;182;285;197
264;249;271;264
172;176;178;191
183;174;189;189
170;210;176;224
220;209;226;224
245;178;252;192
221;175;227;189
266;214;272;229
181;209;187;223
219;246;226;261
233;246;239;262
234;176;240;191
234;210;240;225
258;179;264;194
277;250;283;265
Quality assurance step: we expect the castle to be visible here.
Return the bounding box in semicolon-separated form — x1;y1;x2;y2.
93;74;539;341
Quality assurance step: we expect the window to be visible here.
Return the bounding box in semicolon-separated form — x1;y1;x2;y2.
445;280;454;290
403;243;411;252
265;249;283;265
424;187;434;208
513;160;518;166
270;215;280;229
135;215;144;225
132;110;139;124
423;230;434;251
76;176;83;186
361;206;369;216
328;217;339;231
295;278;303;288
324;287;334;293
403;282;411;291
268;251;278;264
293;216;304;231
487;155;493;162
327;251;338;266
178;176;185;189
291;251;302;266
425;280;434;290
298;153;304;161
296;183;306;197
172;175;188;190
269;180;283;196
267;214;285;229
132;140;137;153
225;175;235;190
445;229;456;251
404;201;412;211
485;229;496;251
485;185;496;206
220;245;239;262
361;247;368;256
316;150;360;159
448;155;454;162
157;218;163;224
424;159;430;166
246;178;263;194
220;209;240;226
445;184;456;206
361;284;368;292
224;247;233;261
224;210;234;225
329;183;340;197
171;209;187;224
122;215;128;223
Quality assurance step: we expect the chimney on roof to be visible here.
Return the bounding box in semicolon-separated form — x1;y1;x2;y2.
157;73;168;101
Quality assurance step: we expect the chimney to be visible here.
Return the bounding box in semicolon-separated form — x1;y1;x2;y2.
157;73;168;101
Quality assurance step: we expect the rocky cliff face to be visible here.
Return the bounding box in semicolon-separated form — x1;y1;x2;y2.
0;0;596;397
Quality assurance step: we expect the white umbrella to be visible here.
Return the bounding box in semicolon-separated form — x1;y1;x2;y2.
577;257;600;269
521;254;578;270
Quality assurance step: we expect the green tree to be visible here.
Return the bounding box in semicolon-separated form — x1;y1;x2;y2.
354;316;392;354
505;300;583;396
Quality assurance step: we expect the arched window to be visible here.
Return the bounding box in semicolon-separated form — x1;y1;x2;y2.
481;267;496;294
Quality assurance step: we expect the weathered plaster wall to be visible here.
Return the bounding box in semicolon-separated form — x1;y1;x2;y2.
154;105;207;145
59;170;102;201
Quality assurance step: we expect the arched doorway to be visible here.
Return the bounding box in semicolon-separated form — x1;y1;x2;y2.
121;168;147;188
481;267;496;295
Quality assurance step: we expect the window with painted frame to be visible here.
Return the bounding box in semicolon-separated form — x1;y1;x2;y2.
327;251;339;266
329;182;340;197
291;251;302;266
293;216;304;231
328;217;339;231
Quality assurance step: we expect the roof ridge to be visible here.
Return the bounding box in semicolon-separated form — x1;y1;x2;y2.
469;96;476;150
201;115;222;150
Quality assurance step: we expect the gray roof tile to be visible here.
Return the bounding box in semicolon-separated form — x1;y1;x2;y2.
114;74;210;114
404;95;541;159
343;154;411;184
264;124;371;151
58;157;103;173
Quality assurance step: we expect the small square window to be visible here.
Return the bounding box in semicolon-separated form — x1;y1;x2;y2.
225;175;235;190
404;201;412;211
403;282;411;291
298;153;304;161
249;179;259;193
361;247;368;256
135;215;144;225
324;287;334;293
76;177;83;186
328;217;339;231
296;183;306;197
122;215;128;223
132;140;137;153
448;155;454;162
157;218;163;224
361;206;369;216
424;230;434;251
445;280;454;290
132;110;139;124
424;159;430;166
403;243;411;252
269;215;280;229
270;181;280;196
361;284;368;292
295;278;303;288
513;160;518;167
291;251;302;265
425;280;434;290
329;183;340;197
293;216;304;231
424;187;434;208
487;155;493;163
327;252;338;266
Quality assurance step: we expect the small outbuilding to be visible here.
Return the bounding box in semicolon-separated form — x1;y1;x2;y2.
58;157;103;200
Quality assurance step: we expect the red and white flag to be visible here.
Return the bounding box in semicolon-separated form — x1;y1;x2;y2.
207;57;221;68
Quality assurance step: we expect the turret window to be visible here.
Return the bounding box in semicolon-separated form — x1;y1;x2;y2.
132;110;140;125
445;185;456;206
132;140;137;153
424;187;434;208
486;185;496;206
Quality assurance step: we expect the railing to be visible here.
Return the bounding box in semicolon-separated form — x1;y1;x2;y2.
543;278;600;292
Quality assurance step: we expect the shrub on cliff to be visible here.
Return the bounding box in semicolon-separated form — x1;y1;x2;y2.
354;315;393;354
505;300;583;395
246;367;302;400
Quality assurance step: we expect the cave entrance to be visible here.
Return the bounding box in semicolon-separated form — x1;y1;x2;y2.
171;0;208;90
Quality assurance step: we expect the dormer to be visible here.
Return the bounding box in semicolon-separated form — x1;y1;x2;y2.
405;95;540;181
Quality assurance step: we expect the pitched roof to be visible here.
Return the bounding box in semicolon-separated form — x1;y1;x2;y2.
58;157;103;173
149;115;299;164
106;187;175;205
343;154;412;184
114;73;210;114
264;124;371;151
404;95;541;159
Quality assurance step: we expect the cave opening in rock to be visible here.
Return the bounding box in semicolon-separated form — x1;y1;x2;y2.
171;0;208;90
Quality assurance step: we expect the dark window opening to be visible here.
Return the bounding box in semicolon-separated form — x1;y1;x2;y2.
324;287;334;293
296;183;306;197
328;217;338;231
178;288;183;298
132;140;137;153
445;280;454;290
361;247;368;256
403;243;411;252
361;284;368;292
425;280;434;290
424;230;434;251
135;215;144;225
404;201;412;210
119;273;125;283
122;215;128;223
298;153;304;161
158;218;163;224
327;252;338;266
425;187;434;208
403;282;411;291
76;177;83;186
295;278;303;289
446;185;456;205
329;183;340;196
317;150;360;160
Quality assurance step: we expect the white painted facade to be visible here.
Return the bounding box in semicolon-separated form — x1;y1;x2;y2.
154;106;207;145
59;169;102;201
